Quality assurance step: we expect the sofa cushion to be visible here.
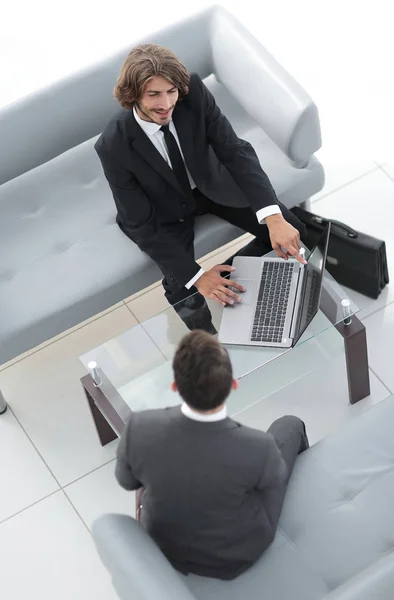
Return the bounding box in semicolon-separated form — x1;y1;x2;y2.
0;145;242;365
0;133;244;364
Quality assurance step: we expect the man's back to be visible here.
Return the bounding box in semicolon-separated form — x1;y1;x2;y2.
115;406;287;580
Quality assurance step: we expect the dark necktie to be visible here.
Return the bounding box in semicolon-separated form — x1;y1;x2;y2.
160;124;191;195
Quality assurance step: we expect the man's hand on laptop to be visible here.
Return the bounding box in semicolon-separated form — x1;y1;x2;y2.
265;214;307;265
195;265;245;307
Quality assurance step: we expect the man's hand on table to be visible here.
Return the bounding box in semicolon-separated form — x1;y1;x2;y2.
265;213;307;265
195;265;245;307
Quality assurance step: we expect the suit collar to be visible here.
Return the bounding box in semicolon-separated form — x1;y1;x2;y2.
181;402;228;422
133;106;161;135
126;110;182;194
170;406;238;431
126;103;195;196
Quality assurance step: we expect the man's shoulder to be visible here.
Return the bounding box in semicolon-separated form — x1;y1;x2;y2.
94;108;131;156
183;72;205;105
229;419;276;447
189;72;203;88
127;406;180;430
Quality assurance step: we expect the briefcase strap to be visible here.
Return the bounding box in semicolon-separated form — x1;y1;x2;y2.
315;216;358;238
302;211;358;239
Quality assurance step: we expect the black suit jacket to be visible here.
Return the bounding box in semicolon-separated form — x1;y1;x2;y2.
115;406;287;580
95;73;279;287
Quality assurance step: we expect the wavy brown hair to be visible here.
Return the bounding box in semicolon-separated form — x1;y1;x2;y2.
114;44;190;109
172;330;233;411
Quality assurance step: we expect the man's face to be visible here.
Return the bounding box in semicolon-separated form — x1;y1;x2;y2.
136;75;179;125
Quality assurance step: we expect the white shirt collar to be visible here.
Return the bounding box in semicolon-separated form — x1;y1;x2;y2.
133;106;165;136
181;402;227;422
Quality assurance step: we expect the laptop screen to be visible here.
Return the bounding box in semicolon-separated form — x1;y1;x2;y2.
293;223;331;345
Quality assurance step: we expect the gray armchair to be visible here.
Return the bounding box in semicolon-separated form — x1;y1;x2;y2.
92;395;394;600
0;5;324;365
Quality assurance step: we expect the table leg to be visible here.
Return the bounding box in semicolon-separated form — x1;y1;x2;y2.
0;389;7;415
335;315;370;404
82;381;118;446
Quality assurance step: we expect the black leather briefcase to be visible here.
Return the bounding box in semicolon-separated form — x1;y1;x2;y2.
291;206;389;299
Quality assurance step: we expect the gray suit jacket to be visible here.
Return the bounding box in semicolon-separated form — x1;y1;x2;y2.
115;406;287;580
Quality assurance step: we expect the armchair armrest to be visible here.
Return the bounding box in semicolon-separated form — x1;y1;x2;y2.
321;553;394;600
210;7;322;165
92;514;196;600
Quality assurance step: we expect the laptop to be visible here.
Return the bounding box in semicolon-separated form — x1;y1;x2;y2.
218;223;331;348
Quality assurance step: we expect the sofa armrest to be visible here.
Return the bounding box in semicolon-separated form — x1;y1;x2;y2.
210;7;322;165
92;514;196;600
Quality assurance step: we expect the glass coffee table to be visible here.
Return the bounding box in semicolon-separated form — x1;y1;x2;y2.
79;260;370;447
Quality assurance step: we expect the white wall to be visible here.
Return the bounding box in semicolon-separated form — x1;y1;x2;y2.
2;0;393;161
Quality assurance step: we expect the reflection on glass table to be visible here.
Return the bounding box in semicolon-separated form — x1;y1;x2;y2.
79;260;370;445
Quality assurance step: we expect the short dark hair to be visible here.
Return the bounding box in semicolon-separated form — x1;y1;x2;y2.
114;44;190;109
172;330;233;411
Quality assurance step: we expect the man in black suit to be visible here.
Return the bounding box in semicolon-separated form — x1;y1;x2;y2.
115;329;309;579
95;44;307;331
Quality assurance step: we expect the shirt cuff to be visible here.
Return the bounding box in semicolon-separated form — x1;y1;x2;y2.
256;205;282;224
185;268;205;289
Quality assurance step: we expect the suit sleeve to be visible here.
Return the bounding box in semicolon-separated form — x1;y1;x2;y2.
97;152;201;287
255;433;288;490
115;417;142;491
197;75;279;213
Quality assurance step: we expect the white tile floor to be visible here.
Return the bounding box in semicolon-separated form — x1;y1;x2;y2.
1;1;394;598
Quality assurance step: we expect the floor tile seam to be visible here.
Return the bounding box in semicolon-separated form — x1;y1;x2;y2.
7;405;62;488
312;165;382;205
368;366;393;396
361;299;394;322
0;304;123;374
0;458;118;529
376;164;394;183
0;489;60;527
62;458;117;490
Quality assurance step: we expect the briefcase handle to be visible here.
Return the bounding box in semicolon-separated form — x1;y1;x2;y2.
312;216;358;239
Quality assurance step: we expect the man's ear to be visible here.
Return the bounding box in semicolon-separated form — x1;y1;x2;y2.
232;379;239;391
171;381;177;392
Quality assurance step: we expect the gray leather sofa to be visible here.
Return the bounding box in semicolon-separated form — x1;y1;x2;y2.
0;5;324;365
92;395;394;600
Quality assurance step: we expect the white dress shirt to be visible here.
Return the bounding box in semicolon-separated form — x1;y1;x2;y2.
181;401;227;422
133;107;281;289
133;107;196;189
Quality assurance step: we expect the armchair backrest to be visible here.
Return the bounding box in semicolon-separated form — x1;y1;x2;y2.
92;514;197;600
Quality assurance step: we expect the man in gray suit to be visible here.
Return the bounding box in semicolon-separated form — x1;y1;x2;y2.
115;330;309;580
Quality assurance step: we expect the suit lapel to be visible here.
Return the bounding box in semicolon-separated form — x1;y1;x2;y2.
126;110;184;196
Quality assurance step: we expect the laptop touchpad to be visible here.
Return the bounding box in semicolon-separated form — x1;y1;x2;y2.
229;279;258;306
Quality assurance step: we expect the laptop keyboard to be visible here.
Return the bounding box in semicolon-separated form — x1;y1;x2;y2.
251;262;294;343
306;269;320;323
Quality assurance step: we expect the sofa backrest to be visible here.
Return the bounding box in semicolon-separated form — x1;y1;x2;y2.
210;9;321;165
0;5;321;187
0;7;213;186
